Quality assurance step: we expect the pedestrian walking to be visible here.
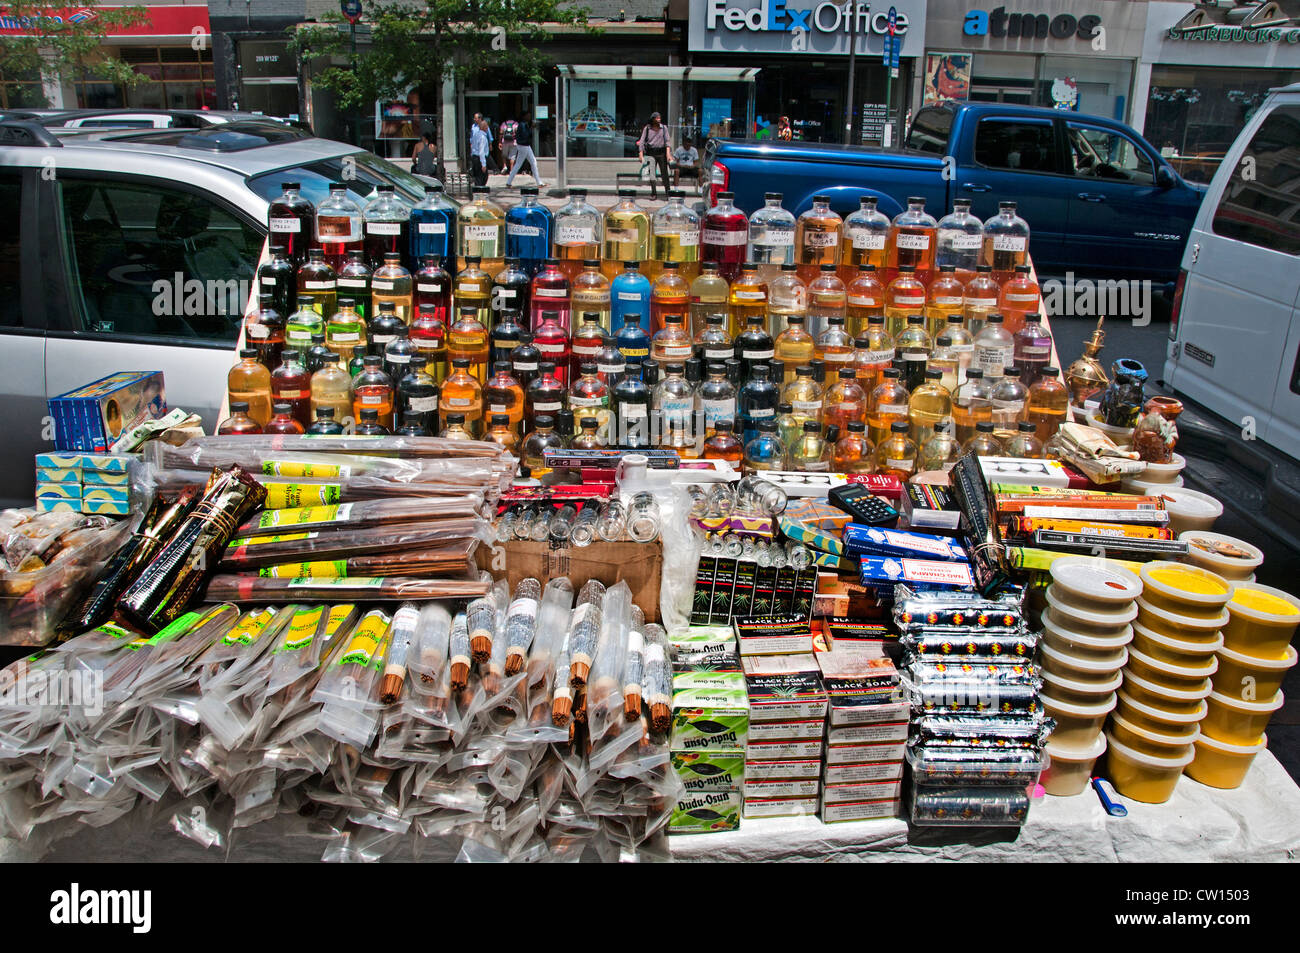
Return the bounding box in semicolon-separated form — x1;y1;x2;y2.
637;111;672;199
505;116;545;188
470;117;491;187
412;133;440;177
499;117;518;174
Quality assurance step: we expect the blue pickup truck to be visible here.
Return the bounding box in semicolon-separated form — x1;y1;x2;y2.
704;101;1205;285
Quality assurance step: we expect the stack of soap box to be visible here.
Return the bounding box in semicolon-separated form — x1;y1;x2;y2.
816;646;907;822
34;452;134;515
668;668;749;835
48;371;165;452
669;624;742;673
740;651;829;819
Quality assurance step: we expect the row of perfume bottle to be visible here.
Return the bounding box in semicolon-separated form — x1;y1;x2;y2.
496;495;662;547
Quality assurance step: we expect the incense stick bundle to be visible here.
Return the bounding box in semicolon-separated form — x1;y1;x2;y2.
220;525;484;570
567;579;607;687
250;543;480;580
643;623;671;733
163;433;510;460
949;454;1011;597
151;469;494;506
203;574;490;603
232;496;484;538
153;443;504;485
448;611;471;691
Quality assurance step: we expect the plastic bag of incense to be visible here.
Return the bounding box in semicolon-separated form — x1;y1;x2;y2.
220;520;489;569
567;578;607;687
588;582;632;741
202;574;491;603
117;467;268;633
312;608;392;748
267;604;360;696
232;496;485;538
148;468;496;507
151;442;503;485
246;542;482;581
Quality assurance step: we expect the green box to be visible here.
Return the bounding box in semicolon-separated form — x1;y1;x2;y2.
671;750;745;794
671;671;750;752
668;790;742;834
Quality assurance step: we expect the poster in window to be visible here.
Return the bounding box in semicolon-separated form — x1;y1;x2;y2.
568;80;617;138
924;53;971;105
702;97;732;139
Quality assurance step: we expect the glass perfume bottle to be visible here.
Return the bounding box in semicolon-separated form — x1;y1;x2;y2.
307;405;346;436
655;363;698;458
983;201;1031;277
823;366;868;434
616;312;651;367
998;265;1040;336
702;419;744;462
973;313;1015;380
868;366;910;447
492;257;532;322
963;264;1000;340
484;360;524;438
413;255;452;320
944;313;974;380
355;407;389;436
729;263;769;340
935;199;984;278
612;362;652;449
697;362;737;440
553;188;602;283
506;186;554;278
775;314;815;386
314;183;363;272
795;193;842;284
929;333;961;395
990;366;1029;442
921;419;961;472
702;190;748;284
363;184;412;271
651;312;694;366
489;306;526;371
876;421;918;480
962;421;1003;458
602;188;650;282
569;415;604;450
854;315;895;393
953;368;994;445
349;345;367;379
440;357;483;437
1012;313;1053;387
909;367;953;448
532;309;571;388
815;313;854;375
529;258;571;333
457;186;506;275
568;362;610;437
782;364;824;430
524;360;565;432
396;354;438;434
410;302;449;384
265;401;305;435
650;262;691;335
895;314;933;392
846;264;885;339
440;413;474;441
1027;366;1069;445
325;298;366;360
690;261;730;338
410;183;458;265
305;333;332;375
595;332;625;387
245;293;285;371
744;420;787;472
737;362;779;445
228;349;272;428
734;312;775;381
888;196;937;273
1005;420;1045;459
571;259;611;332
767;262;808;340
842;196;890;275
448;305;490;386
258;244;295;320
696;312;734;367
367;300;404;358
352;355;395;431
748;192;796;285
884;265;926;341
925;264;965;340
268;181;314;270
611;260;652;334
454;256;492;327
651;189;702;283
310;352;353;424
790;420;828;471
568;311;605;382
336;250;371;321
298;248;338;320
807;264;847;339
833;420;875;473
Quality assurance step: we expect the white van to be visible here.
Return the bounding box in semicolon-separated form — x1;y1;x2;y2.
1164;83;1300;460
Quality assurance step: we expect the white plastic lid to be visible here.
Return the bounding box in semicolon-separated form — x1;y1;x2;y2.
1040;689;1118;719
1116;690;1207;726
1216;641;1298;672
1110;708;1200;747
1157;487;1224;519
1178;530;1264;571
1041;666;1123;697
1042;612;1134;650
1045;586;1139;628
1131;618;1223;657
1126;643;1218;681
1105;731;1196;769
1140;560;1233;607
1049;556;1143;605
1206;687;1284;715
1122;667;1213;703
1140;452;1186;477
1044;732;1107;761
1040;638;1128;675
1193;731;1268;756
1136;596;1229;633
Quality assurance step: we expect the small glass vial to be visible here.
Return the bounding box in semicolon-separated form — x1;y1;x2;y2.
961;420;1004;458
1005;420;1045;459
521;414;565;477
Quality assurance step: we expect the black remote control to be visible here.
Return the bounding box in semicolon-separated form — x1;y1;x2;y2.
829;483;899;525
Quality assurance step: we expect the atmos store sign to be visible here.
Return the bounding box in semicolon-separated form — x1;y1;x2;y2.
689;0;927;55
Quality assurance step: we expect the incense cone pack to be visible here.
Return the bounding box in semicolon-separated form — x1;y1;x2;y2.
899;483;962;532
669;670;749;751
843;524;968;562
117;466;267;633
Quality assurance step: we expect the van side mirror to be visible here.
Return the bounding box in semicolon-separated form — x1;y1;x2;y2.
1156;166;1176;189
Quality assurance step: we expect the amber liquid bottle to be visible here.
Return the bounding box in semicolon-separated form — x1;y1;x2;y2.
702;419;744;463
352;356;395;431
846;264;885;339
228;348;272;427
484;361;525;438
728;263;769;335
441;357;484;438
794;194;842;286
271;348;313;428
448;305;490;387
867;367;910;448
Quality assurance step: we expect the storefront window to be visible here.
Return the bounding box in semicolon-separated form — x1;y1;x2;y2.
566;79;669;158
1146;66;1300;184
0;67;45;109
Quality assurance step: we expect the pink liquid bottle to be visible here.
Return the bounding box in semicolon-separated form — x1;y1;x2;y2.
702;191;749;285
529;257;572;333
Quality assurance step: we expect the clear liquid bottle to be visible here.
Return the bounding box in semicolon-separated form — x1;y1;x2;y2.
1013;313;1053;387
734;312;775;381
953;368;994;445
268;181;315;271
841;196;890;276
737;362;779;445
612;363;652;449
454;256;492;327
884;265;926;341
921;419;961;472
807;263;847;339
410;183;457;265
774;315;815;386
457;186;506;276
413;255;451;321
888;196;937;273
448;305;490;386
265;401;305;435
868;366;910;447
895;314;933;392
929;333;962;395
795;193;842;284
410;302;449;384
314;183;363;272
258;244;295;320
532;308;571;388
697;362;736;440
823;366;868;434
815;314;854;376
767;263;808;340
611;261;652;334
363;184;412;271
337;250;371;321
695;312;734;368
553;188;602;284
1027;366;1069;445
963;264;1000;340
748;191;796;286
310;352;354;424
520;415;566;475
228;348;272;427
790;420;828;472
962;421;1003;458
441;413;474;442
325;297;366;360
729;263;769;340
493;257;532;323
484;360;525;438
702;419;743;462
944;313;974;381
909;367;953;448
935;199;984;279
396;355;439;434
876;421;918;480
925;264;966;340
690;260;730;338
602;188;649;283
1005;420;1045;459
506;186;554;278
999;265;1040;336
245;292;285;371
298;248;337;320
571;259;611;333
307;405;346;436
846;264;885;339
529;258;571;334
973;313;1015;380
832;421;875;473
650;262;691;335
990;366;1029;441
353;355;396;431
983;200;1031;278
441;357;483;437
701;190;747;285
370;252;412;324
655;362;698;458
651;189;702;284
774;401;801;451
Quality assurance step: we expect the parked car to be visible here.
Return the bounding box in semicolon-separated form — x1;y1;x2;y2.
704;101;1206;286
0;119;437;506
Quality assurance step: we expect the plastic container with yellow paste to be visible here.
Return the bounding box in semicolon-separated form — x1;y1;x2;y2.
1139;561;1233;618
1039;639;1128;686
1108;708;1199;759
1220;583;1300;662
1042;691;1117;748
1200;688;1284;746
1120;668;1213;716
1104;731;1195;804
1115;690;1207;734
1130;619;1222;668
1124;643;1218;692
1184;732;1268;790
1213;642;1297;703
1136;596;1229;643
1041;734;1107;797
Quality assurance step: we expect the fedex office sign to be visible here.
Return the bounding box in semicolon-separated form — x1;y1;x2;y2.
704;0;910;36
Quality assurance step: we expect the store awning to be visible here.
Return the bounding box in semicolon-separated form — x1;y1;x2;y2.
559;65;761;82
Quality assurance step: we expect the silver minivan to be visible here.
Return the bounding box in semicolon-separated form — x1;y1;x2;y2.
0;119;436;506
1164;83;1300;460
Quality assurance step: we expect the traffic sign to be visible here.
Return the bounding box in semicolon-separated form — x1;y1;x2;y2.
340;0;362;24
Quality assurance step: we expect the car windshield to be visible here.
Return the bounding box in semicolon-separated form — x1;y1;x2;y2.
907;108;952;155
248;151;433;208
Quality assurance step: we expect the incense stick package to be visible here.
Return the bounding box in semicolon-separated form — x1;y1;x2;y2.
948;455;1010;597
523;579;573;737
249;541;481;580
551;634;574;728
1006;516;1174;540
117;467;267;633
466;575;505;663
622;610;645;722
380;602;421;705
643;623;672;732
202;574;491;603
164;433;510;460
588;582;632;740
567;579;607;687
151;469;493;507
220;521;488;569
448;611;471;691
233;497;485;538
153;442;503;485
503;578;541;677
267;604;360;695
312;608;392;748
57;489;199;639
407;603;452;690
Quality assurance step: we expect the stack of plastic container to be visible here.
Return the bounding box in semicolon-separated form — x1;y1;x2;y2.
897;587;1048;828
1037;556;1140;795
1104;562;1232;803
1187;582;1300;789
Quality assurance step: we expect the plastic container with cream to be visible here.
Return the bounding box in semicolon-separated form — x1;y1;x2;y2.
1213;642;1297;703
1220;583;1300;661
1104;731;1194;803
1041;734;1107;797
1184;732;1267;790
1120;668;1213;716
1200;689;1284;747
1139;561;1233;617
1042;691;1117;747
1130;619;1222;668
1115;690;1207;733
1108;708;1199;759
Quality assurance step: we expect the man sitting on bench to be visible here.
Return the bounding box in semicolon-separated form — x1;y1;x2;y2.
672;137;700;187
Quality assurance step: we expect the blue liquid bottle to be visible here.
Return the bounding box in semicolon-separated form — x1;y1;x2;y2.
737;362;779;446
611;261;651;334
410;184;457;264
505;186;554;278
615;312;651;368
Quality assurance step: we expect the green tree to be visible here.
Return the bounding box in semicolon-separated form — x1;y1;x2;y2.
0;0;149;107
290;0;593;144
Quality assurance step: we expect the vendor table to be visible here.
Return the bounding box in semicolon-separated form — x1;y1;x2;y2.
3;751;1296;863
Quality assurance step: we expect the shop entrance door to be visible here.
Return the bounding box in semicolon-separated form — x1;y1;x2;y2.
465;89;536;164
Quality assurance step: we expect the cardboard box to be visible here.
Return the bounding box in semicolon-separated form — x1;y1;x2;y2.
900;483;962;532
825;740;907;765
828;699;909;728
669;790;742;834
858;557;975;596
745;738;825;761
826;721;909;744
477;538;662;622
820;778;904;804
669;625;737;656
823;760;905;785
747;718;828;741
743;795;820;819
842;524;969;562
671;751;745;794
742;758;822;781
819;797;901;823
670;671;749;752
733;615;814;656
49;371;165;452
743;777;821;800
742;654;829;722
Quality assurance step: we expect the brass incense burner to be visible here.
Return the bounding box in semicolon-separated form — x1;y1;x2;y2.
1066;315;1109;406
